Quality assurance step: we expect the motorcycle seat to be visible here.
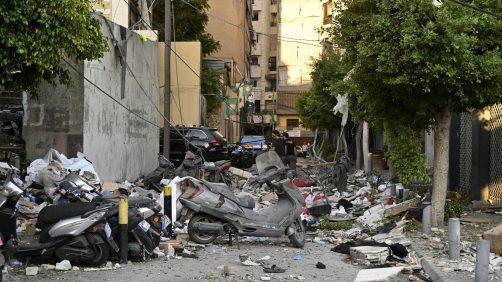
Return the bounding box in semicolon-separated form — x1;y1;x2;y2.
202;181;255;209
38;202;97;224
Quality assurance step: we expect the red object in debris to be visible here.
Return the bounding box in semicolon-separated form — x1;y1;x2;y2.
387;197;395;205
293;178;314;187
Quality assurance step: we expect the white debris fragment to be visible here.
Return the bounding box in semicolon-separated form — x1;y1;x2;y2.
72;266;80;271
55;260;72;271
241;259;261;266
25;266;38;276
354;267;404;282
260;276;271;281
257;256;271;261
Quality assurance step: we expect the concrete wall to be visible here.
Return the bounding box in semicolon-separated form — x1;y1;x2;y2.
23;61;85;161
83;18;160;182
158;42;202;127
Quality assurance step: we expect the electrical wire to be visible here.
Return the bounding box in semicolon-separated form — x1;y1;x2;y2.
62;59;160;129
180;0;325;47
120;0;278;140
171;0;189;151
96;12;206;160
446;0;502;20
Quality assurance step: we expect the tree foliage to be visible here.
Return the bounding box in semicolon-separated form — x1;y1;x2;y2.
152;0;220;57
330;0;502;129
330;0;502;225
297;50;351;129
0;0;108;95
384;125;430;187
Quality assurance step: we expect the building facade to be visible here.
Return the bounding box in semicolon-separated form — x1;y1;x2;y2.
205;0;253;143
276;0;326;139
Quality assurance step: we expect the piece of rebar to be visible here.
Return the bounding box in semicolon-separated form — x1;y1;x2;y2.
422;204;432;235
118;195;128;264
475;240;490;282
448;218;460;260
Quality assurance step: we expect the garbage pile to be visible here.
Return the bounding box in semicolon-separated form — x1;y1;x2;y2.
4;147;502;281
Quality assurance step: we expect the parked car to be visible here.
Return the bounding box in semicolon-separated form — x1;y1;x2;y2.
239;135;268;151
160;126;228;164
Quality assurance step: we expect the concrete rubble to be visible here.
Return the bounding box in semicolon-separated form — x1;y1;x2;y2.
3;151;502;282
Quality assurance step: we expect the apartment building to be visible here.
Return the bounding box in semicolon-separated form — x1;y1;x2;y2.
206;0;253;142
276;0;327;140
246;0;280;134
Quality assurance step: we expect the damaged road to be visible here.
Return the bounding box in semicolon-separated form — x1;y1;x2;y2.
15;241;362;282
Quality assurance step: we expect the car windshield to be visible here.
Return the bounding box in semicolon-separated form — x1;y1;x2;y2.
240;136;266;145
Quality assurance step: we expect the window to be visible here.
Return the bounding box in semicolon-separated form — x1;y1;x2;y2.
268;56;277;71
255;100;261;113
323;2;333;25
286;119;299;130
251;56;259;66
270;13;277;27
252;80;258;87
268;78;276;91
252;11;259;21
187;130;207;140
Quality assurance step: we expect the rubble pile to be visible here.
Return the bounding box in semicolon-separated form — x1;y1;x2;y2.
2;149;502;281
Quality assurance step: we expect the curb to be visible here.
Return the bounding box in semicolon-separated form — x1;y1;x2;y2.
410;246;445;282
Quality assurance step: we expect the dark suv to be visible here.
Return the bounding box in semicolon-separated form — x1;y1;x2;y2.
160;126;228;164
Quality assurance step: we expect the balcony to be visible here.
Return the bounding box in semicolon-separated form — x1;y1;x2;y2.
250;65;262;78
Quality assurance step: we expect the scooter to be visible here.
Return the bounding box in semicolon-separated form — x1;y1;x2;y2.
54;173;165;260
0;167;112;267
177;151;306;248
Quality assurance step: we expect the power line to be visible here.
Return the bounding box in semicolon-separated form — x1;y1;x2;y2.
180;0;324;47
446;0;502;20
97;12;199;156
62;59;160;129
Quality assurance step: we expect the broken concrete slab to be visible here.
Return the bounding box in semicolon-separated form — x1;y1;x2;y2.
350;246;389;265
25;266;38;276
483;224;502;255
383;197;421;217
353;266;404;282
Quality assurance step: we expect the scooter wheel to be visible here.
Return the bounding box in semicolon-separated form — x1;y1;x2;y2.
288;218;305;248
188;214;219;244
84;242;110;267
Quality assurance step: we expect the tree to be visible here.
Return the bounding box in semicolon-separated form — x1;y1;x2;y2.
331;0;502;225
153;0;223;113
0;0;108;95
297;50;349;130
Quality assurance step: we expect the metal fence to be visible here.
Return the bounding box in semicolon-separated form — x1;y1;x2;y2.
456;104;502;202
488;104;502;202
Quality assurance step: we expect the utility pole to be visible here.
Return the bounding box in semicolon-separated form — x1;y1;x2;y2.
163;0;172;158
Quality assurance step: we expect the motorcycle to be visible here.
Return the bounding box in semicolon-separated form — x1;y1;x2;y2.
142;155;176;193
0;168;113;267
177;151;306;248
54;172;165;260
229;144;256;169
